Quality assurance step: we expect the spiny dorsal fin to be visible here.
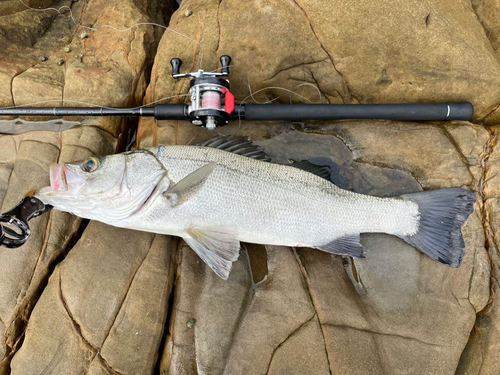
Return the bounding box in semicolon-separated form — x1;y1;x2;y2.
289;160;332;181
164;163;216;207
197;135;334;181
196;135;272;162
184;226;240;279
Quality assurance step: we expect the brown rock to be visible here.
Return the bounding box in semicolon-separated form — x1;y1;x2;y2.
10;222;174;375
266;316;330;375
141;0;500;144
0;1;176;371
141;3;496;365
9;267;95;375
481;126;499;198
472;0;500;49
158;243;328;375
456;125;499;374
456;200;500;375
150;119;488;374
0;0;175;136
1;0;500;374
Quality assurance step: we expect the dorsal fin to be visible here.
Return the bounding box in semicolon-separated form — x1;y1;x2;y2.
289;160;332;181
196;136;272;162
196;135;333;182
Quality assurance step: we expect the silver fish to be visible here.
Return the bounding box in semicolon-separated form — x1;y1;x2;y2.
35;139;475;279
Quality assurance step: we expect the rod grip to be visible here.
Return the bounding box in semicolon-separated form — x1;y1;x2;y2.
240;102;474;121
153;104;188;120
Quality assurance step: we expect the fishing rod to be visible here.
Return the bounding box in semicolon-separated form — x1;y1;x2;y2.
0;55;474;130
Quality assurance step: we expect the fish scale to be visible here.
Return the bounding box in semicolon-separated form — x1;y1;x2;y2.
131;145;420;247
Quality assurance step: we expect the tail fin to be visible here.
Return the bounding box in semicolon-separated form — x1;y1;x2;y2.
397;188;475;267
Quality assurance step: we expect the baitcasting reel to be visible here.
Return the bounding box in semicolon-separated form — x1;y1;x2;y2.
170;55;235;130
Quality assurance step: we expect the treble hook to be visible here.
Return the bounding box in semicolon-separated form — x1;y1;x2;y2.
0;195;53;248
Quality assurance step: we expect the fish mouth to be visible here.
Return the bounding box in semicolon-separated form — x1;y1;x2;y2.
50;164;84;193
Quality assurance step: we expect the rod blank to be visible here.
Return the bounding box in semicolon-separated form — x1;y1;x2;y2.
0;107;156;117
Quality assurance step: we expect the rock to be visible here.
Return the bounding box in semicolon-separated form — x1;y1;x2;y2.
10;222;174;375
137;0;497;371
471;1;500;72
140;0;500;144
0;0;175;137
455;126;500;375
149;118;489;374
1;0;500;374
158;243;331;375
0;0;176;371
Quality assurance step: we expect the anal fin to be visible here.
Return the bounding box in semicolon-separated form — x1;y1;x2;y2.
316;234;364;257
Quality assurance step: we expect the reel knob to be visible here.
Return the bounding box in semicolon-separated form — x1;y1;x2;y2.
170;58;182;77
220;55;231;75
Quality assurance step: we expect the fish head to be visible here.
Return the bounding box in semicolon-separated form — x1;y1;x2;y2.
35;150;167;223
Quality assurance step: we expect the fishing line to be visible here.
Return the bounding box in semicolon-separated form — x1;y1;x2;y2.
293;82;323;103
18;0;198;43
243;77;325;104
16;0;325;140
1;94;191;111
230;79;324;137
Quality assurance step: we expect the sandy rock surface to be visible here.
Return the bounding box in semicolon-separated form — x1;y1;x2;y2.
0;0;499;374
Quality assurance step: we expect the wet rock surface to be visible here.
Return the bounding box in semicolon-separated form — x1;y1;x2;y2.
0;1;499;375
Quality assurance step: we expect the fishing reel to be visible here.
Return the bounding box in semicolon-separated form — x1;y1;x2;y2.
170;55;235;130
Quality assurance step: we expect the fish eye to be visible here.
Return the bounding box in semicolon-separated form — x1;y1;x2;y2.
82;156;100;172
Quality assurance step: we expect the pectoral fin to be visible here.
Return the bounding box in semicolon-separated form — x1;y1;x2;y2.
164;163;216;207
316;234;364;258
183;226;240;280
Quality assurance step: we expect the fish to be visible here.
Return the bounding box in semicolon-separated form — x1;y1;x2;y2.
34;137;476;279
